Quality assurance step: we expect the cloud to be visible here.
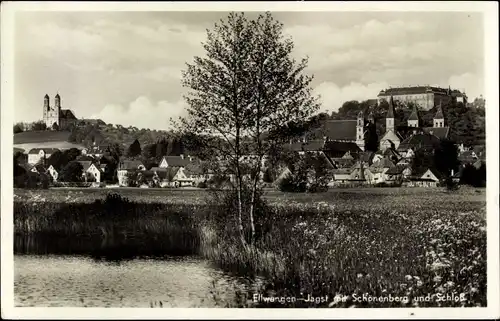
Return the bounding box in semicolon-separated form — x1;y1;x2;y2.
90;96;189;130
446;73;484;99
19;22;106;59
314;81;390;113
14;12;485;125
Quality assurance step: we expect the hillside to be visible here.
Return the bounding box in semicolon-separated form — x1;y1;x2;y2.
67;122;175;150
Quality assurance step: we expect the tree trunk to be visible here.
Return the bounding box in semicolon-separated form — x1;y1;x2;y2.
248;159;261;246
236;169;247;249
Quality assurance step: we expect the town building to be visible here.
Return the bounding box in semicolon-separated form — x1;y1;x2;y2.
27;148;60;165
117;159;146;186
78;161;102;182
377;86;467;110
379;96;403;151
42;93;77;129
314;109;375;152
158;155;192;168
403;168;442;187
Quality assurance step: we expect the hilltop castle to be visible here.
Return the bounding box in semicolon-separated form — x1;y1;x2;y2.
42;93;77;129
377;85;467;110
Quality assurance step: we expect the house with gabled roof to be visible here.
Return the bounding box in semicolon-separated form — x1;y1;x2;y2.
24;163;46;174
77;161;101;182
158;155;191;168
397;133;440;157
117;158;146;186
350;162;367;181
330;168;353;186
46;165;59;182
151;166;191;187
27;148;60;165
385;164;407;183
404;167;442;187
365;157;395;184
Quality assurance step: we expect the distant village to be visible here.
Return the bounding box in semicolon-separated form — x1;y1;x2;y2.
13;86;487;189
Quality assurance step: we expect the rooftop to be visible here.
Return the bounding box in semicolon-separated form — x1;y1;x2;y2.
397;133;441;152
422;127;449;139
319;120;357;141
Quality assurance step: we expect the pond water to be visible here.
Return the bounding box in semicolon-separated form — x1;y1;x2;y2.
14;236;262;307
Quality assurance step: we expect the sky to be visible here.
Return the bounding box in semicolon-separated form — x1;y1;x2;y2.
13;11;485;130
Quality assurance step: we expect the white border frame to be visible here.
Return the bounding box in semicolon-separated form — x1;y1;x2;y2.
1;1;499;319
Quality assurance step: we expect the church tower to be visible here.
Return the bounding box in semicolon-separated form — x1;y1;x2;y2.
43;94;49;122
386;95;395;132
407;104;419;128
433;100;445;128
356;110;365;151
55;93;61;110
367;110;375;125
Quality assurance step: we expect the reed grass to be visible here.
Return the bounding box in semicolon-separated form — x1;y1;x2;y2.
14;190;487;308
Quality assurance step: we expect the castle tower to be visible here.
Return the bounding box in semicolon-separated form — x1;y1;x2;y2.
356;110;365;151
433;100;445;128
386;95;395;132
407;104;419;128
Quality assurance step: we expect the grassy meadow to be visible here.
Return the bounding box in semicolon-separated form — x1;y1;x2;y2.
13;187;487;308
14;186;486;205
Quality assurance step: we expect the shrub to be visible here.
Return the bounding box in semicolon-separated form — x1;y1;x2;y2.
13;124;24;134
197;181;208;188
278;173;307;193
444;176;459;191
207;174;231;189
13;172;49;189
205;184;270;244
262;168;274;183
307;182;328;193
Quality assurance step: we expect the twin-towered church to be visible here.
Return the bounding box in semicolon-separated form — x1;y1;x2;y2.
42;93;77;129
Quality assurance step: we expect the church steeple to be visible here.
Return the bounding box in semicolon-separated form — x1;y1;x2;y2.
433;100;445;128
367;110;375;125
356;110;365;151
44;94;50;110
55;93;61;109
407;104;419;128
386;96;395;132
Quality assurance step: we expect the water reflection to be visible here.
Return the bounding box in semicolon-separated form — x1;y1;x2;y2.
14;235;263;307
15;234;197;262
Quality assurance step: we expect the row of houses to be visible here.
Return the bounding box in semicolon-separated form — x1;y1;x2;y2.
17;123;486;188
116;154;215;187
20;158;104;183
21;150;213;187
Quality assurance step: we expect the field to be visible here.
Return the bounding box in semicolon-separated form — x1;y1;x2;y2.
13;187;487;307
14;130;72;144
13;130;85;152
14;186;486;206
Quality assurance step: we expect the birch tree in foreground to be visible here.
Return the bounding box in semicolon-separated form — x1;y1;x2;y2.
172;12;319;248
